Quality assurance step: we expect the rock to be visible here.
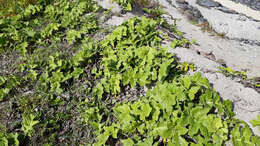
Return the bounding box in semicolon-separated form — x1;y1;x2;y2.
95;0;122;13
196;0;220;8
230;0;260;11
216;7;237;14
176;0;185;3
183;0;260;42
104;13;135;26
213;0;260;20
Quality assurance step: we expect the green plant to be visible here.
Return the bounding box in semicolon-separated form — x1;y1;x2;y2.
93;73;258;145
251;115;260;131
21;113;39;137
0;132;20;146
218;67;247;79
111;0;134;11
170;38;189;48
81;17;260;146
1;0;260;145
0;0;98;53
231;122;260;146
94;16;176;95
177;62;196;72
0;0;101;144
218;67;260;89
0;75;21;101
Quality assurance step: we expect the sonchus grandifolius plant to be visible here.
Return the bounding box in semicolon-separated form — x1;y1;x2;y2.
81;17;260;145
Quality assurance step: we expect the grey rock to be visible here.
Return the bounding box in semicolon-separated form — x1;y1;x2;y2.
230;0;260;11
184;0;260;42
196;0;220;8
95;0;122;13
216;7;237;14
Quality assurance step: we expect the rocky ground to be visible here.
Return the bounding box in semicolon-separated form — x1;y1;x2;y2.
230;0;260;11
1;0;259;144
97;0;260;136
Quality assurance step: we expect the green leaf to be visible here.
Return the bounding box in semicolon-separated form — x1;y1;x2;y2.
158;60;171;81
137;137;153;146
0;132;19;146
0;133;8;146
153;122;173;138
175;124;188;135
122;138;134;146
66;30;82;45
242;126;252;141
104;125;118;139
223;100;235;117
0;76;7;86
96;133;109;146
114;104;133;123
0;88;10;101
250;115;260;131
126;3;132;11
182;76;191;89
232;125;243;146
21;113;39;137
139;103;152;121
189;122;200;136
191;106;210;119
188;86;200;100
71;68;83;79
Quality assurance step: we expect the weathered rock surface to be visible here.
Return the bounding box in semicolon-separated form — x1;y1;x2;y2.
197;0;220;8
161;0;260;77
213;0;260;20
230;0;260;11
179;0;260;42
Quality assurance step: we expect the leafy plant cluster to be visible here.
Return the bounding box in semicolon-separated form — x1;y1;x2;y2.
0;75;21;101
81;16;183;139
0;0;98;54
96;17;178;94
0;132;20;146
94;73;260;145
81;17;260;145
0;0;101;145
19;38;99;98
0;0;99;101
0;0;260;145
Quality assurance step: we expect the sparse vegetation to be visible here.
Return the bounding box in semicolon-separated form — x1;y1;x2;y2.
218;67;260;90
